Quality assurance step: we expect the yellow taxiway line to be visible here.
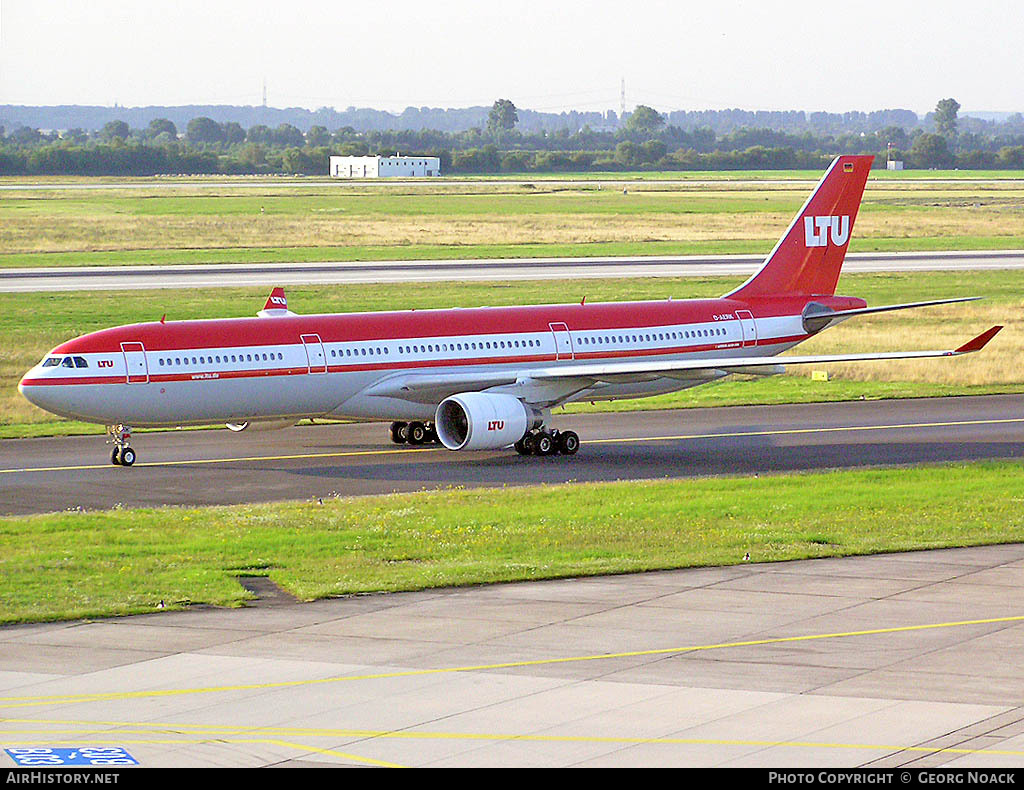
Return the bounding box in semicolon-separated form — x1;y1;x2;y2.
3;723;1024;762
3;416;1023;475
2;613;1022;710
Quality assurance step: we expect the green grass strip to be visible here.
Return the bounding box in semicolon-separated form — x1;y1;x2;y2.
1;460;1022;624
4;236;1024;269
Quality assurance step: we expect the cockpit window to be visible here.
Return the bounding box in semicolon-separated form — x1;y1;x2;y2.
61;357;75;368
73;356;88;368
42;357;61;367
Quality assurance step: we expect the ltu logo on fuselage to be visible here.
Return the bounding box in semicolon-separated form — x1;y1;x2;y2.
804;215;850;247
487;420;505;431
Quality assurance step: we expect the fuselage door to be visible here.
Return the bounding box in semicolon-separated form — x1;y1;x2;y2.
120;341;149;384
549;322;574;361
736;310;757;348
301;334;327;374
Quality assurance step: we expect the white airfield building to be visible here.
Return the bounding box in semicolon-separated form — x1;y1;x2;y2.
329;154;441;178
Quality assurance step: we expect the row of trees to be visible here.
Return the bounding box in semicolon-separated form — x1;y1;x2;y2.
1;99;1022;175
7;100;1024;136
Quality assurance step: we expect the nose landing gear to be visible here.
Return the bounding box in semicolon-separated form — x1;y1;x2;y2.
108;424;136;466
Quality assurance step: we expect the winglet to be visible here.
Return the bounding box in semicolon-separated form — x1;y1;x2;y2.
955;325;1002;353
257;287;294;317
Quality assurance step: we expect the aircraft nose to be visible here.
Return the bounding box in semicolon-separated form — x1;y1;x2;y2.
18;372;40;407
18;365;58;413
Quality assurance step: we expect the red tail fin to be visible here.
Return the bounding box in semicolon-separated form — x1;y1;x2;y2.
263;287;288;312
726;154;873;300
257;287;294;317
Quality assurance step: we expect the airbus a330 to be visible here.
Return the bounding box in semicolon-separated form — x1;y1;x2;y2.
19;155;1000;465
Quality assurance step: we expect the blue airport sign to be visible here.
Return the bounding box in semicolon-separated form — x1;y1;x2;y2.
5;747;138;766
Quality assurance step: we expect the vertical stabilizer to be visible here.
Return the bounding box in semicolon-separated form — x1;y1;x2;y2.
725;155;874;300
257;287;294;317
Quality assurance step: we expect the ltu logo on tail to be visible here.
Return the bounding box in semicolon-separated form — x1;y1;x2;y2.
270;296;287;306
804;216;850;247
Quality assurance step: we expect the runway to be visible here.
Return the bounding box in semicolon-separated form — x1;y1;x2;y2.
3;543;1024;767
2;394;1022;517
3;250;1024;292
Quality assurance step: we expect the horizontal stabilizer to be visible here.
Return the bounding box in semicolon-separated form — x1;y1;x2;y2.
802;296;982;333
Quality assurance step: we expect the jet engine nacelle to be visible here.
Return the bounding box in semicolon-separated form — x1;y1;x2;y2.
225;419;297;432
435;392;533;450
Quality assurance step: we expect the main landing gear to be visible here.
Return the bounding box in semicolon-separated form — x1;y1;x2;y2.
389;421;440;446
514;428;579;457
107;424;136;466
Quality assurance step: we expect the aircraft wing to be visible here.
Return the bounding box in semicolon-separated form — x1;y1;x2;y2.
529;325;1001;384
364;326;1001;404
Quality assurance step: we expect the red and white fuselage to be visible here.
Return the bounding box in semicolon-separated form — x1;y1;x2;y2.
19;155;1000;458
18;293;866;426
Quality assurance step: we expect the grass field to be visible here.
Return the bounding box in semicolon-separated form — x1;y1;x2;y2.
2;175;1024;267
1;460;1022;624
1;270;1020;438
4;169;1024;183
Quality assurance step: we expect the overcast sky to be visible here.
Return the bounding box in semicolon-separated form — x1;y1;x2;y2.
1;0;1020;115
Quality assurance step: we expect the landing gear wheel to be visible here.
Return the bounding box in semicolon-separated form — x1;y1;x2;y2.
111;447;122;465
119;447;136;467
558;430;580;455
408;421;427;445
390;421;408;444
514;436;532;455
535;432;556;456
424;423;438;444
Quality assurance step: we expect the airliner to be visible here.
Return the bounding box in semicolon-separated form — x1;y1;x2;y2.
19;155;1000;466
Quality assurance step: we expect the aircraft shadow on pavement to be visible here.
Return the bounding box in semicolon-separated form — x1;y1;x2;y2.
283;439;1024;486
